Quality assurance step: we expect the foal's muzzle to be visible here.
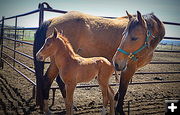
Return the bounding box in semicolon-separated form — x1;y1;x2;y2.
36;54;44;61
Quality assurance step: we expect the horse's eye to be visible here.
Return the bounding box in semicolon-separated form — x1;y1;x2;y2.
131;37;138;41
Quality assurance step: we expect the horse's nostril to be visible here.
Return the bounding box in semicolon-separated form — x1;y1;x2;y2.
114;62;127;71
115;63;120;71
115;63;118;68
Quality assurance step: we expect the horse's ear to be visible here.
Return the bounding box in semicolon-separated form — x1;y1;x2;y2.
126;11;132;21
53;27;58;38
137;11;146;27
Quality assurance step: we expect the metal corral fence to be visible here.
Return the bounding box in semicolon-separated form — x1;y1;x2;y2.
0;2;180;113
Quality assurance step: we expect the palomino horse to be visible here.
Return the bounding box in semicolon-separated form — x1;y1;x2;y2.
33;11;165;114
113;11;165;114
36;28;115;115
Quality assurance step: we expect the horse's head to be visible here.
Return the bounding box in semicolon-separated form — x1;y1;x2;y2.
113;11;165;71
36;28;59;61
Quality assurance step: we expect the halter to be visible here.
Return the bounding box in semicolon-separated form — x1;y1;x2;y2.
117;31;152;61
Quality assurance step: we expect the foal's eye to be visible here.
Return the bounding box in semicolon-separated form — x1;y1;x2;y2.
46;43;50;46
131;37;138;41
46;42;51;46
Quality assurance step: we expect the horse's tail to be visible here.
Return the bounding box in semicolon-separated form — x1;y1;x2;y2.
33;20;51;108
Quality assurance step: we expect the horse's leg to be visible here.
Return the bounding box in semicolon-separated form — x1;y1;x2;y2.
65;83;76;115
42;62;60;113
115;65;136;115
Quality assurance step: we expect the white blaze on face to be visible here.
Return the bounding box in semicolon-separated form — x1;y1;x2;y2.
124;31;128;38
121;31;128;45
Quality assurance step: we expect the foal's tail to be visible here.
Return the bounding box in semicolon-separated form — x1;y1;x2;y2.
33;20;51;108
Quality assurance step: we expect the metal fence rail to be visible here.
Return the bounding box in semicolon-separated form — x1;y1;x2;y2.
0;2;180;112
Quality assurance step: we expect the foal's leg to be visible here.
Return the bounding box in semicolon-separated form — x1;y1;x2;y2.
99;66;115;115
65;83;76;115
99;84;109;115
56;76;66;98
97;74;110;115
107;85;115;115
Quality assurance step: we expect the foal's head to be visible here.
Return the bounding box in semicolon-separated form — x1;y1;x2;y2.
36;28;61;61
113;11;165;71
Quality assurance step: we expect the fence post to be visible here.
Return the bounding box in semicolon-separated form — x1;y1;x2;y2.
39;3;44;26
13;17;18;66
0;16;5;69
35;3;45;111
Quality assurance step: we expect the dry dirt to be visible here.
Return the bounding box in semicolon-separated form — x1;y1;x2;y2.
0;44;180;115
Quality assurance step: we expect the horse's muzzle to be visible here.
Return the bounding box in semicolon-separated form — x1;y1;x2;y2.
114;61;127;72
115;63;121;71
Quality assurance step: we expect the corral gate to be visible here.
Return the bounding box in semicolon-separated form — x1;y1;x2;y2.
0;2;180;114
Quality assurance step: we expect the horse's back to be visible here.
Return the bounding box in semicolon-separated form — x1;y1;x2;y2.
47;11;123;36
46;11;128;60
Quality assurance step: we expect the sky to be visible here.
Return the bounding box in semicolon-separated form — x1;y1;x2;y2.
0;0;180;37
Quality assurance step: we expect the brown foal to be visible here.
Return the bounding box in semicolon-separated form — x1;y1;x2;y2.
36;28;115;115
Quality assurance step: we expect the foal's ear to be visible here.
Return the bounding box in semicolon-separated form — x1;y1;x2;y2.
137;11;146;27
59;29;63;35
58;29;64;38
53;27;58;38
126;11;133;21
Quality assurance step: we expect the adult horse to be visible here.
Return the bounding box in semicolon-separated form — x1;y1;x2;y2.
113;11;165;114
33;11;165;114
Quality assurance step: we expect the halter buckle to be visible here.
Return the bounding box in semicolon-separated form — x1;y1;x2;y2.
128;53;135;59
147;31;151;36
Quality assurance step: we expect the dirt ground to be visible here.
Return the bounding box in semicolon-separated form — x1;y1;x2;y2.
0;44;180;115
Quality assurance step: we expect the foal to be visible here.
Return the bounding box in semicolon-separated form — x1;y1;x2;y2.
36;28;115;115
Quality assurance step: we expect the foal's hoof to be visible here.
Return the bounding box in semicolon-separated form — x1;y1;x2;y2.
73;105;78;111
101;107;108;115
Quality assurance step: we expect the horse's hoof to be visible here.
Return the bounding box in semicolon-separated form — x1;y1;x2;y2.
115;110;125;115
44;110;52;115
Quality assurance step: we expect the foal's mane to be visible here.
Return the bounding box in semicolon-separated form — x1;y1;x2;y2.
57;32;77;56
